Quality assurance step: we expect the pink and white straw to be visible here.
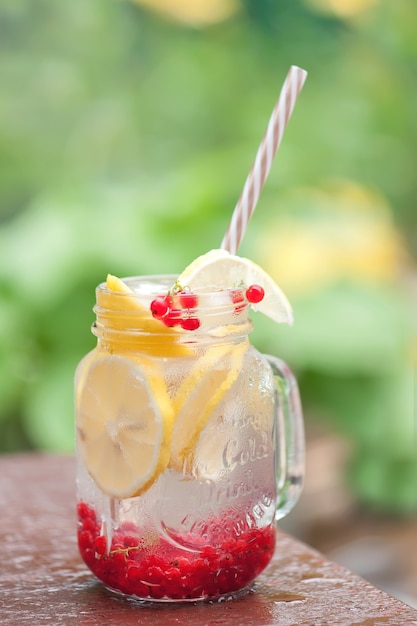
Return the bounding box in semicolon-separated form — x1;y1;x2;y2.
221;65;307;255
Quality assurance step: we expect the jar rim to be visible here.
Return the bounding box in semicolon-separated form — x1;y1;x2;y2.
97;274;249;311
99;273;244;294
94;274;252;342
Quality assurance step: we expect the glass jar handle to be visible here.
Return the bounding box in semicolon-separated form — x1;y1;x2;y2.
265;355;305;521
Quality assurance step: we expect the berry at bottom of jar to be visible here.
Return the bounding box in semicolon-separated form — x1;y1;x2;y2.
77;501;276;601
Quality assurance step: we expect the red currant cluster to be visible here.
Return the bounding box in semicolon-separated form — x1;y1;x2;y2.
77;501;275;601
150;284;265;331
150;290;200;331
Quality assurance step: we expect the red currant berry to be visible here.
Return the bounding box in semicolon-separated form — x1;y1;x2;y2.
94;535;107;557
150;296;169;319
162;309;182;327
246;284;265;304
231;289;246;314
178;291;198;309
77;501;90;521
164;293;174;308
83;517;97;533
180;317;200;331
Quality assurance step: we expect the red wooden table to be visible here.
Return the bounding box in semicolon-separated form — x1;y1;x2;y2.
1;453;416;625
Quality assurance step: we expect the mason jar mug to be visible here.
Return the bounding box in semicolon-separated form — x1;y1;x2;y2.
75;275;304;602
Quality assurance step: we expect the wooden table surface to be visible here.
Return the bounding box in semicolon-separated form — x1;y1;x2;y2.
1;453;417;626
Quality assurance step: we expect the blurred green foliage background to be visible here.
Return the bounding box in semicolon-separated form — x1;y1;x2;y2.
1;0;416;513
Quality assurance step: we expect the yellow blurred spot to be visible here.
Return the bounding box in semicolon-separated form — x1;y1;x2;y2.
305;0;377;18
130;0;239;27
256;181;405;297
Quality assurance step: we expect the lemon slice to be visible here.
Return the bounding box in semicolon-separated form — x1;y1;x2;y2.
170;341;247;474
177;249;293;324
106;273;133;295
97;274;189;357
76;353;174;498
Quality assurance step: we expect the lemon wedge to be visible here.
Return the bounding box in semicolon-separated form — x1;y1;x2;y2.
177;249;293;324
106;273;133;295
169;341;247;474
96;274;189;357
76;353;174;498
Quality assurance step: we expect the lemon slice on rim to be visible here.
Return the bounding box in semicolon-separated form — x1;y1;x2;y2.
169;341;247;474
177;249;293;324
76;353;174;498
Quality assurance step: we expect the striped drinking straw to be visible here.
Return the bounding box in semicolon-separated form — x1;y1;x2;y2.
221;65;308;255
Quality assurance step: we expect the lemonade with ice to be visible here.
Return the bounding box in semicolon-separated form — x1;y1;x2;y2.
75;249;304;601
